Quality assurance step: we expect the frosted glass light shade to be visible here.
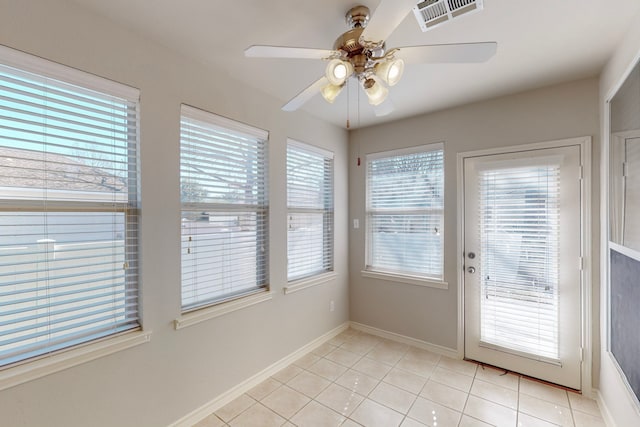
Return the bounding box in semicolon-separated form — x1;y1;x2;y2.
320;83;344;103
364;80;388;106
375;58;405;86
325;59;353;86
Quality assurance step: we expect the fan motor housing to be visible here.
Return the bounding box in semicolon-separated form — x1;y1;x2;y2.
333;28;364;55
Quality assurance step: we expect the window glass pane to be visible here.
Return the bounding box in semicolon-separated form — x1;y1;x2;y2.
479;165;560;359
0;55;140;367
180;106;268;311
366;146;443;279
286;142;333;281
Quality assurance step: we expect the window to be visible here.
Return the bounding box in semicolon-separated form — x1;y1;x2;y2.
180;105;268;311
287;140;334;282
365;143;444;280
0;49;140;368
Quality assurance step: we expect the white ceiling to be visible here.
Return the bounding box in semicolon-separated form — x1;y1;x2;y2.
67;0;640;129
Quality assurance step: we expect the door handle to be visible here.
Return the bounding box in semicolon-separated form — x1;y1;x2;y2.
467;266;476;274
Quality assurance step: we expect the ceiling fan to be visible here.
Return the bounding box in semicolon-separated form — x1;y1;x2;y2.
245;0;496;114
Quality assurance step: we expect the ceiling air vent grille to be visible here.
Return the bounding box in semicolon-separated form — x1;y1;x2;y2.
412;0;483;32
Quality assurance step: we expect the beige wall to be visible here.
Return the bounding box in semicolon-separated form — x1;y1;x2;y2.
0;1;349;426
349;78;600;360
598;8;640;426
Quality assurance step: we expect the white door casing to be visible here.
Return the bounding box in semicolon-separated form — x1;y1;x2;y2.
461;140;589;390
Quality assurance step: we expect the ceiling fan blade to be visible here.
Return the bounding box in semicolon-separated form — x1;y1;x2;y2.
245;45;338;60
397;42;498;65
282;77;328;112
360;0;417;44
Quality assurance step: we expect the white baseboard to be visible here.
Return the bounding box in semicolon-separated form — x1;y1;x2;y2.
169;322;349;427
349;321;458;359
595;389;617;427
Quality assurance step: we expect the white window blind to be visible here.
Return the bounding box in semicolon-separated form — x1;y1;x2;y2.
366;144;444;279
286;140;334;281
0;51;140;368
180;105;268;311
479;164;560;360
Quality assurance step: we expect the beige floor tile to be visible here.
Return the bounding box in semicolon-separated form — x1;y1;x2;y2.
261;385;311;419
287;370;331;398
520;378;569;407
341;419;363;427
463;395;517;426
369;381;417;414
341;339;377;355
228;402;285;427
294;353;321;369
437;357;478;377
315;383;364;416
383;367;428;394
420;380;469;412
324;347;362;367
350;398;404;427
215;394;256;423
312;342;338;357
396;357;437;378
365;345;406;365
290;401;345;427
352;357;393;380
470;378;518;409
335;369;380;396
567;393;601;417
518;394;573;426
430;366;474;392
192;413;226;427
572;410;605;427
474;366;520;391
247;377;282;401
400;417;428;426
407;396;462;427
272;364;304;383
459;415;494;427
517;412;561;427
404;347;441;365
307;358;348;381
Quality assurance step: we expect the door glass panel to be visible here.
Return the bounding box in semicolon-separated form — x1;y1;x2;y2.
478;164;560;360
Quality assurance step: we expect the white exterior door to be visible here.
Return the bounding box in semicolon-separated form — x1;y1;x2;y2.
463;145;583;389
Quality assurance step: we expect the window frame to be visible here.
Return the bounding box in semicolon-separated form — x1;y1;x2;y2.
178;105;270;318
363;143;445;287
0;45;149;391
286;139;335;285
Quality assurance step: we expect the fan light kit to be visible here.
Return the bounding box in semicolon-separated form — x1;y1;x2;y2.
245;0;496;115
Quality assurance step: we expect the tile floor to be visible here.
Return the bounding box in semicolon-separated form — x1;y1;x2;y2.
194;328;605;427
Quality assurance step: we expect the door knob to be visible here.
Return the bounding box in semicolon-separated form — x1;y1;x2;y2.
467;266;476;274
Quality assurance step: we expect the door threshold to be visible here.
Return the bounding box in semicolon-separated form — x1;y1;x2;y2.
467;359;582;393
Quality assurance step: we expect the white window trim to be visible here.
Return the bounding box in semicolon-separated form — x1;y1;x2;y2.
0;44;144;381
0;45;139;99
174;290;273;330
364;142;445;280
284;271;337;294
179;104;269;312
361;269;448;289
0;329;151;391
286;139;335;283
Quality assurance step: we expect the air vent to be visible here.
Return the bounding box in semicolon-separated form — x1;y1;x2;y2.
412;0;483;32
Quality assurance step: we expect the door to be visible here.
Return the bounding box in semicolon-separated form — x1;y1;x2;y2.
464;145;582;389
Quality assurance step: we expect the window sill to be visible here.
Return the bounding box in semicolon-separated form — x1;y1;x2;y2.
0;329;152;391
360;270;448;290
174;290;273;330
284;272;337;295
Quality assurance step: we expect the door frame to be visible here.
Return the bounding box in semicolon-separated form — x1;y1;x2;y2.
456;136;593;395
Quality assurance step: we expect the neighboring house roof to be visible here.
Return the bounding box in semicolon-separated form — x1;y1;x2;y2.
0;146;126;193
